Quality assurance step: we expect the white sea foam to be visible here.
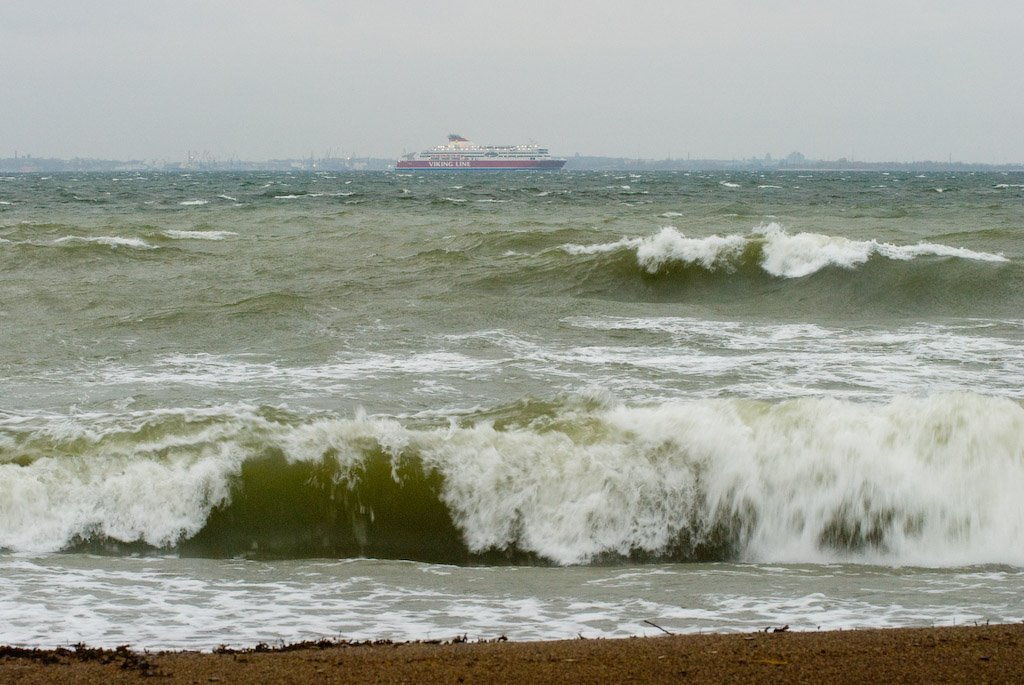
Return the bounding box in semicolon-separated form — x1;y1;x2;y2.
873;241;1008;262
53;236;154;249
554;316;1024;400
163;230;238;240
179;199;208;206
562;236;642;255
67;314;1024;412
0;556;1018;649
416;394;1024;566
719;181;740;188
756;224;875;277
756;223;1007;276
0;409;246;552
92;351;496;389
635;227;747;271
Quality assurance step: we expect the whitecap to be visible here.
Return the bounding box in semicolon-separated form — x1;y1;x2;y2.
54;236;155;249
635;227;747;271
564;224;1007;278
426;393;1024;566
874;241;1007;263
179;199;208;206
757;224;874;277
163;230;238;241
4;392;1024;567
562;236;642;255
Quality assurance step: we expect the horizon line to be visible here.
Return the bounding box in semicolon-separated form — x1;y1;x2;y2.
3;152;1024;171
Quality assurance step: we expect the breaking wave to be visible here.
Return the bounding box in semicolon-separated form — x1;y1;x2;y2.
562;224;1007;279
544;223;1020;315
3;394;1023;567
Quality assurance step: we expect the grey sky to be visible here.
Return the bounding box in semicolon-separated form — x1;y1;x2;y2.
3;1;1022;163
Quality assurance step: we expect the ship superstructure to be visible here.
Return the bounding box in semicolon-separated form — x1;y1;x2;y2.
396;134;566;170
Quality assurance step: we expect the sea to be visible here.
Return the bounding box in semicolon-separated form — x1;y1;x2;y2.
1;169;1023;650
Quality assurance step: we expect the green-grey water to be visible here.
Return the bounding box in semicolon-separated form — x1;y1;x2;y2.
1;170;1023;648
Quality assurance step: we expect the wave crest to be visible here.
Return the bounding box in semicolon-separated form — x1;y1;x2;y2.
565;224;1007;279
3;394;1024;566
53;235;155;250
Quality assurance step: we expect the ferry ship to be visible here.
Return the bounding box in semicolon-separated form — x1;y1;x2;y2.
396;134;566;170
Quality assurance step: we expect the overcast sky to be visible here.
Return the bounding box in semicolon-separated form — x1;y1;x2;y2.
3;1;1022;163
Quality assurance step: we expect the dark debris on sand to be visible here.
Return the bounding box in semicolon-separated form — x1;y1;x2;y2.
0;643;160;676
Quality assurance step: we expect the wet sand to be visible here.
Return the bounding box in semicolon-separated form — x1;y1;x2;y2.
1;624;1022;683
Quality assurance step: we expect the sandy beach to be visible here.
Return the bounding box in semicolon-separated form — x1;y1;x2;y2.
1;624;1021;684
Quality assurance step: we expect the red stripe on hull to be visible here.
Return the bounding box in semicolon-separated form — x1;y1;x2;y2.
396;159;566;170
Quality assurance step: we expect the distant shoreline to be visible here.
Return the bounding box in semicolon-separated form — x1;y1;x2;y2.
2;156;1023;174
2;624;1021;683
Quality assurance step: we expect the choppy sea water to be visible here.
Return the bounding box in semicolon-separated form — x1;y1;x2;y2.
1;170;1023;649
